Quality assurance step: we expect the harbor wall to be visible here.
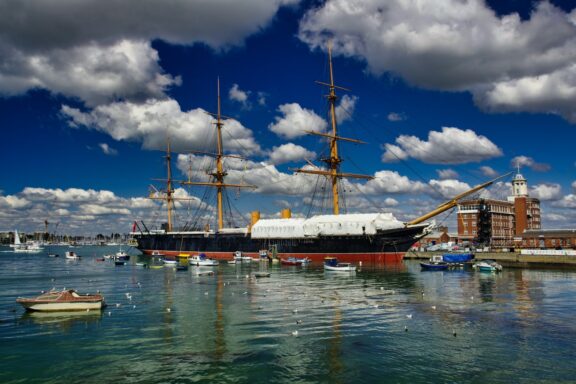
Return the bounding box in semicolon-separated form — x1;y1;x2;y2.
405;251;576;268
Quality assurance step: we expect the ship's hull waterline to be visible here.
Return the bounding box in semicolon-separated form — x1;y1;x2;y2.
134;224;427;264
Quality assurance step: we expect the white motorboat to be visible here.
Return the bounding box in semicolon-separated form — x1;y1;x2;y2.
65;251;80;259
324;257;356;272
189;253;219;266
17;289;105;312
162;259;178;266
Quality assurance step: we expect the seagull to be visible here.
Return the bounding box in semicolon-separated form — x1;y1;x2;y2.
452;329;457;337
406;314;413;319
115;303;121;308
293;309;298;314
296;320;302;325
373;304;379;309
292;330;299;336
431;305;437;310
404;326;408;332
133;305;136;309
166;308;171;313
108;311;111;316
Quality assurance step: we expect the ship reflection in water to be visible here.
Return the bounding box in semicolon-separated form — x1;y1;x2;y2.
1;249;576;383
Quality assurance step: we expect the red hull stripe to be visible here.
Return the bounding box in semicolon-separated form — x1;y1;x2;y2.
142;250;404;264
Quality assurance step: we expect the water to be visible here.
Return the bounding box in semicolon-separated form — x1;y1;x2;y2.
1;246;575;383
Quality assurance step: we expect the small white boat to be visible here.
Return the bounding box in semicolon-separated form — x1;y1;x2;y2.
163;259;178;266
472;260;503;272
17;289;105;312
324;257;356;272
151;250;165;257
189;253;219;266
65;251;80;260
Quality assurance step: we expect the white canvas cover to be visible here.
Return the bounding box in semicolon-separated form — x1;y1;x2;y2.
303;213;403;236
250;213;404;239
251;218;307;239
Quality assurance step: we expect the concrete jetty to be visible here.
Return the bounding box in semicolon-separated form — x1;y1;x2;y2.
405;250;576;269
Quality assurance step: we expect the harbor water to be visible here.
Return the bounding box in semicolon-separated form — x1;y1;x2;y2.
1;246;575;383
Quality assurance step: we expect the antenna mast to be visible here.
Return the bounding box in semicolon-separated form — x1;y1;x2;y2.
295;43;372;215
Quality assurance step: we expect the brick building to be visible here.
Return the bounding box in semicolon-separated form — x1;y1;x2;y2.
456;170;541;247
521;229;576;249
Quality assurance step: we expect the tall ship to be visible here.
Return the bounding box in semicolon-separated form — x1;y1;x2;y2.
133;47;503;263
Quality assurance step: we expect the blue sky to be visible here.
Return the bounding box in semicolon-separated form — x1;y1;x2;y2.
1;0;576;235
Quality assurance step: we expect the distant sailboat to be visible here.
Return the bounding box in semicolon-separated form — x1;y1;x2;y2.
12;230;43;253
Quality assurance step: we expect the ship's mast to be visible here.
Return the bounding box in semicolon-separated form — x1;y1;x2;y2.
165;140;174;232
295;43;372;215
214;77;225;230
180;78;256;230
148;139;176;232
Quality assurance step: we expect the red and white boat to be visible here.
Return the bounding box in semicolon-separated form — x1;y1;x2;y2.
280;257;311;266
16;289;106;312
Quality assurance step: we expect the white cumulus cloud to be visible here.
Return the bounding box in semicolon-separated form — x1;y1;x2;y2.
382;127;502;164
268;103;328;139
298;0;576;123
268;143;316;165
530;183;562;201
61;98;262;155
0;0;299;105
99;143;118;156
229;83;251;108
511;155;551;172
437;169;459;180
480;166;499;178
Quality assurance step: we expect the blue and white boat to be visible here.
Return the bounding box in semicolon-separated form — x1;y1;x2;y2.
473;260;503;272
420;255;449;270
324;257;356;272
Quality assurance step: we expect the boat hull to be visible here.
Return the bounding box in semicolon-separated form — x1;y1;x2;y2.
420;262;449;270
134;226;426;264
17;301;104;312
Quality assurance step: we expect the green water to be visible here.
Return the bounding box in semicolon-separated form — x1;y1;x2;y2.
1;246;575;383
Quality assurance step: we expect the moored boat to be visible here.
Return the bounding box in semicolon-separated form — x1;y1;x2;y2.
324;257;356;272
420;254;449;270
115;250;130;261
420;262;449;271
473;260;503;272
163;259;178;266
280;257;311;266
189;253;219;266
16;289;105;312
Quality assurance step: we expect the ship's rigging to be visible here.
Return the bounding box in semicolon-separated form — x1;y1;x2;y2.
294;43;373;215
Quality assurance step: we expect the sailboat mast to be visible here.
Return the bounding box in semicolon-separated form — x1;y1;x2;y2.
215;78;225;230
166;140;174;232
327;44;341;215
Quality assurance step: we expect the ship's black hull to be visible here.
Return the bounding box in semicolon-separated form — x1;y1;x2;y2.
134;225;426;264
